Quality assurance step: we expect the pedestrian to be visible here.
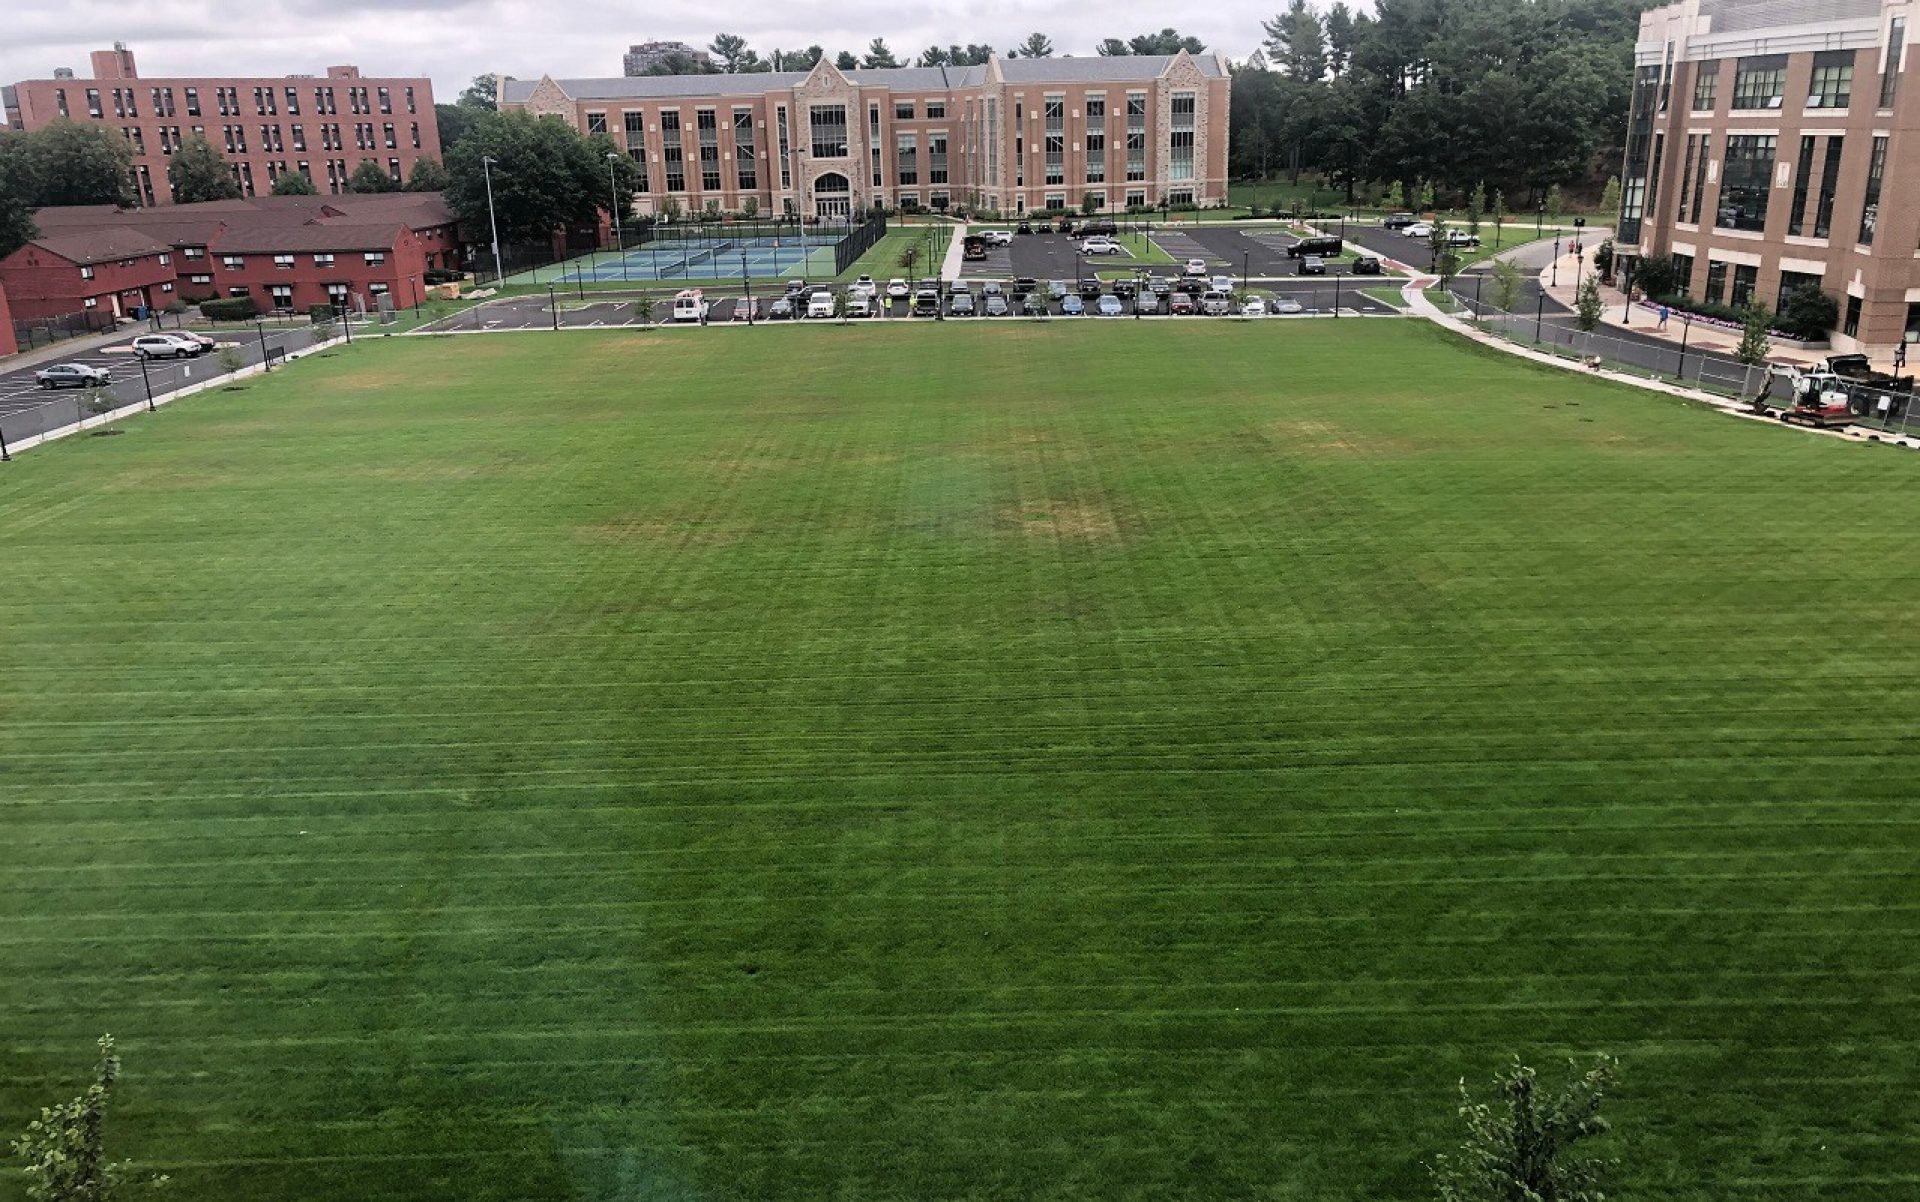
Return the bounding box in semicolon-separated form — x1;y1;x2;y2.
1896;340;1908;370
1657;303;1670;331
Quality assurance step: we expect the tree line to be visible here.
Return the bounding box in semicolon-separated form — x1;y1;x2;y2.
627;28;1209;76
1236;0;1640;206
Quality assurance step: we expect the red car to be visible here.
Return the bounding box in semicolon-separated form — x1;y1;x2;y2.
1169;292;1196;315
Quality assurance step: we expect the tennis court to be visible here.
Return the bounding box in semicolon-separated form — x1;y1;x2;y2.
504;232;848;286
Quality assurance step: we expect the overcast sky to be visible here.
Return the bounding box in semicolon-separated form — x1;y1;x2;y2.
3;1;1270;101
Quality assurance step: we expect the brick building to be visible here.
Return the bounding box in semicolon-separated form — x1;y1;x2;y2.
3;44;441;204
500;52;1231;219
0;193;462;320
1618;0;1919;354
0;284;18;357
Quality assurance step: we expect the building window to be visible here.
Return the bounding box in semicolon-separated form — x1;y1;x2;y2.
184;87;200;117
1813;136;1844;238
1669;252;1693;295
1086;127;1106;183
79;265;95;280
405;86;416;114
1786;136;1816;237
1086;97;1105;121
222;255;244;269
286;86;300;115
1125;189;1146;209
1731;55;1787;109
897;133;917;185
697;109;721;191
869;103;882;187
926;102;944;119
661;111;685;191
1776;271;1823;314
274;254;295;268
1859;135;1887;244
1675;135;1697;223
1704;260;1727;304
365;252;386;265
188;274;212;285
1126;93;1147;181
86;88;102;118
894;102;914;120
1807;50;1854;108
928;133;947;185
587;112;607;134
1044;134;1064;184
1169;189;1194;206
378;87;392;115
733;108;756;191
83;298;98;308
1882;17;1906;108
809;104;847;158
1844;294;1862;337
269;285;294;310
226;287;250;298
776;105;791;190
1905;301;1920;342
1729;263;1758;308
314;253;335;266
1169;92;1195;182
1714;135;1775;232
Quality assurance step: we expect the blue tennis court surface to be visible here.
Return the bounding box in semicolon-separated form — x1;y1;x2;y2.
550;235;842;283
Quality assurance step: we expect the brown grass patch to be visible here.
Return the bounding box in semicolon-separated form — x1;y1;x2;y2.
1003;500;1122;541
573;516;749;547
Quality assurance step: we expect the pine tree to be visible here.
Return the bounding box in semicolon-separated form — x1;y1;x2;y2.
1575;273;1603;332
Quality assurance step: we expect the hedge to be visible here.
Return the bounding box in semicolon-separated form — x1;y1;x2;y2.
198;297;259;321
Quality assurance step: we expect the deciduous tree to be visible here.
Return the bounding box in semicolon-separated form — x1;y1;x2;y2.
270;170;317;196
4;120;136;208
167;134;241;203
405;157;450;192
1431;1056;1617;1202
10;1036;167;1202
348;158;398;193
1575;273;1604;331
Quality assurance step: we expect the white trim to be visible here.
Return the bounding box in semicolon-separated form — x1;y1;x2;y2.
1707;247;1763;267
1779;256;1828;275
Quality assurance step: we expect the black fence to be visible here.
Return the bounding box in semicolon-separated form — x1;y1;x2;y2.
832;210;888;276
12;309;116;351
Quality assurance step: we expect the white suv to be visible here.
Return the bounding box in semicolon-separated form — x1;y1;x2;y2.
131;333;207;360
1080;236;1122;255
807;290;836;318
985;229;1013;246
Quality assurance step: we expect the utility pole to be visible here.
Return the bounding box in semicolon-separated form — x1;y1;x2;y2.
482;154;505;285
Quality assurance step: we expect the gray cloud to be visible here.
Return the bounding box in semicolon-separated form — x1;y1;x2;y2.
1;0;1271;102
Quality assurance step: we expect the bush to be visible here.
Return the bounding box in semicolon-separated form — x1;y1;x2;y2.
308;303;337;322
1630;253;1680;301
199;297;258;321
1776;285;1838;341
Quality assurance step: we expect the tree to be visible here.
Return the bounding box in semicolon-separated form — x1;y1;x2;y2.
834;51;859;70
1467;180;1486;235
798;46;825;68
270;170;317;196
6;120;135;208
1012;32;1055;58
10;1036;167;1202
1418;178;1435;211
1776;284;1837;341
444;109;634;245
435;104;477;154
1736;303;1773;366
917;46;952;66
1431;1056;1617;1202
457;75;504;110
1263;0;1328;80
1599;174;1621;222
659;195;682;224
641;53;713;77
709;33;753;72
0;134;39;257
405;157;449;192
1490;257;1524;313
861;39;901;69
167;134;241;203
740;196;759;218
1324;2;1358;75
1436;250;1462;290
1546;183;1565;219
216;344;247;377
1575;273;1603;332
348;158;397;193
1095;39;1132;57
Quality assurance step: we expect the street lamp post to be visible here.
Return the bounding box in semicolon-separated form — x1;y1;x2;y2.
481;154;505;286
1536;202;1544;235
1551;234;1562;288
1534;291;1545;343
1241;251;1249;296
1676;313;1692;380
1333;270;1342;318
742;252;753;325
256;320;272;372
1620;258;1634;325
137;352;156;411
607;152;627;283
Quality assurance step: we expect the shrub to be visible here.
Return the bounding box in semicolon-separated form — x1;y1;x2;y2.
1776;285;1838;341
308;303;337;322
1630;253;1680;301
199;297;258;321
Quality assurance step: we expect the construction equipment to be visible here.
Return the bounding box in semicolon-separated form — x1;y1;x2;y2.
1770;366;1860;430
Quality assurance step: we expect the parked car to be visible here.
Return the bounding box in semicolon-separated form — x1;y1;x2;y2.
1078;278;1104;299
1048;279;1070;299
1147;277;1172;297
984;294;1010;316
1240;296;1268;317
1060;294;1085;315
985;229;1014;246
1199;291;1232;316
1182;258;1208;277
1081;237;1124;255
1080;219;1118;238
1011;277;1039;295
1168;292;1196;315
1382;211;1417;230
35;363;111;389
671;290;708;322
730;297;762;322
768;296;796;319
174;331;219;350
1055;218;1076;235
1133;292;1161;314
852;275;878;297
1288;236;1344;259
1021;293;1049;316
783;279;809;296
1351;255;1384;275
1443;230;1480;248
949;290;976;316
1096;295;1125;317
1015;221;1035;235
807;290;836;318
845;293;873;317
1209;274;1234;294
1273;296;1305;314
912;288;941;316
981;280;1004;298
1112;278;1138;298
1299;255;1328;276
886;277;910;299
1403;222;1435;238
1176;278;1207;297
131;333;206;359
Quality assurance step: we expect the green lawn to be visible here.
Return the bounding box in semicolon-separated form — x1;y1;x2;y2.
2;324;1918;1201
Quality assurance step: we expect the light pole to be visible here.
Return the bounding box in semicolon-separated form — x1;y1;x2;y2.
481;154;505;286
1536;202;1544;235
606;152;627;283
1241;250;1249;296
742;252;753;325
1333;269;1341;318
137;352;156;410
1619;258;1634;325
1534;291;1545;343
1550;234;1562;288
1676;313;1692;380
256;320;272;372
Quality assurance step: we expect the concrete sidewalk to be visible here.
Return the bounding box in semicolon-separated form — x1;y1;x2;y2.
1534;247;1830;369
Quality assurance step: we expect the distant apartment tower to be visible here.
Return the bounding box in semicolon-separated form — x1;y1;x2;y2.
1618;0;1918;354
504;52;1231;219
2;44;440;206
623;41;713;77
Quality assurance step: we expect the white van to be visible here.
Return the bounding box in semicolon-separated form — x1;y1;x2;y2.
671;289;706;322
807;289;836;319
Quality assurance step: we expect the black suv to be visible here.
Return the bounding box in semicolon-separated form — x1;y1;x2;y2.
1382;212;1417;230
1015;221;1035;235
1350;255;1384;275
1288;236;1343;259
1078;278;1104;299
1079;220;1118;238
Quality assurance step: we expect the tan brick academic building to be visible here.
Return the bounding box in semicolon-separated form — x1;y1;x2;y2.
4;45;440;205
1618;0;1920;354
500;53;1230;219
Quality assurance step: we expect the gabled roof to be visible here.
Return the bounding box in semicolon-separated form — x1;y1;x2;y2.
498;54;1215;104
213;222;406;254
26;226;173;265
